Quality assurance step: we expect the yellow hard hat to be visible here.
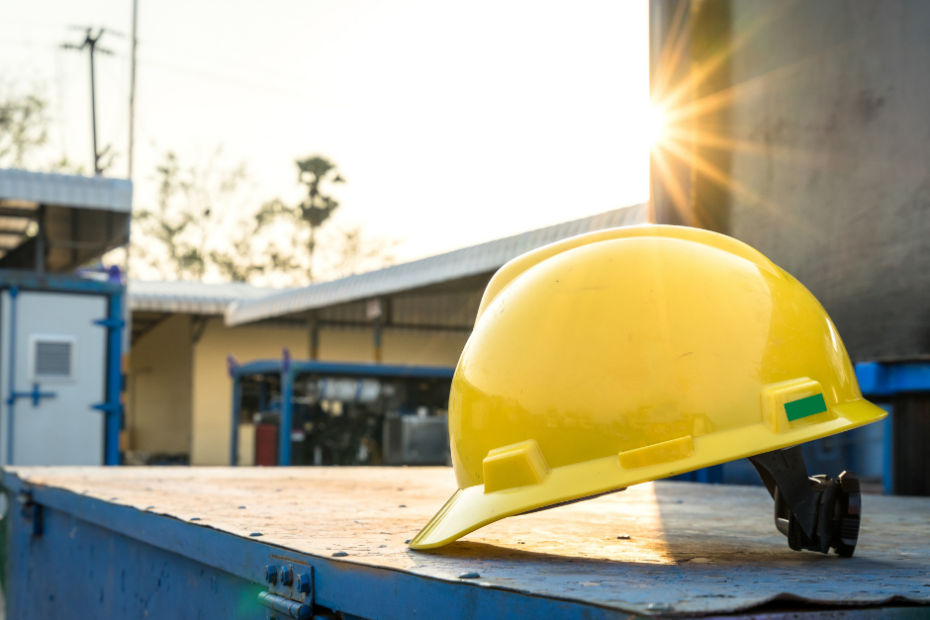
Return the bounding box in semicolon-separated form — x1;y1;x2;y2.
410;225;886;551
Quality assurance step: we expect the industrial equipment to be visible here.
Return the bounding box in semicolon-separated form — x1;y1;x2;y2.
228;352;454;467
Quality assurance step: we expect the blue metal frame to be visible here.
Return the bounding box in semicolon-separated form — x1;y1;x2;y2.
229;350;456;466
1;470;642;620
855;362;930;396
0;268;124;466
5;285;20;464
855;362;930;497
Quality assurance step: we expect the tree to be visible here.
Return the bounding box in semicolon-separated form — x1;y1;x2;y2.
327;225;397;279
0;81;92;174
131;150;396;286
293;156;345;281
131;150;249;281
0;84;49;169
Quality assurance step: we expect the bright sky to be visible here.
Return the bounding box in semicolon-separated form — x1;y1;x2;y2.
1;0;650;264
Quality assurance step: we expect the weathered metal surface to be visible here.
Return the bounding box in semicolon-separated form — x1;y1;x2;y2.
3;467;929;618
0;168;132;212
0;477;650;620
129;279;278;315
225;203;647;327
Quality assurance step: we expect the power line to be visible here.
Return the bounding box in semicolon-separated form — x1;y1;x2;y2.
129;0;139;180
62;27;115;175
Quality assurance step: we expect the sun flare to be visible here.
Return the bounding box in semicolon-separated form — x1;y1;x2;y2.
645;104;667;149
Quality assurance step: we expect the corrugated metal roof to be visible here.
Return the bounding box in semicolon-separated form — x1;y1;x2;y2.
129;280;280;315
0;168;132;212
226;203;648;326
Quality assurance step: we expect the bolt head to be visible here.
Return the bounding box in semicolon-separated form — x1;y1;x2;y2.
280;565;293;586
296;573;311;593
264;565;277;584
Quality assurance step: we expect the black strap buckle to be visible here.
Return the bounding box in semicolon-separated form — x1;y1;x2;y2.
749;446;861;557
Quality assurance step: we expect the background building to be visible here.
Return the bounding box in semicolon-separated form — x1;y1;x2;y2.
126;203;647;465
649;0;930;494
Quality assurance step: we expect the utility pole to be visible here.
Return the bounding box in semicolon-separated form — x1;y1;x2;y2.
63;28;114;176
128;1;139;179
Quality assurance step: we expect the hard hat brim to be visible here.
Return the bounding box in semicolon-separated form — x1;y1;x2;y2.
409;399;886;549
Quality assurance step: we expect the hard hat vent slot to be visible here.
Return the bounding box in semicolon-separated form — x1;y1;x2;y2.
618;435;694;469
761;378;835;433
482;440;550;493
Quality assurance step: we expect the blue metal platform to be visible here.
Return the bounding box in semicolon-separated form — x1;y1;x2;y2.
2;466;929;619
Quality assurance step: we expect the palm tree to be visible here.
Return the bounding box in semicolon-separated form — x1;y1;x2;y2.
295;156;345;281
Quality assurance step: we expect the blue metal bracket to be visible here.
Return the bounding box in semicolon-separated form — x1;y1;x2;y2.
93;317;125;329
7;383;56;408
92;402;121;413
259;562;313;618
258;592;311;619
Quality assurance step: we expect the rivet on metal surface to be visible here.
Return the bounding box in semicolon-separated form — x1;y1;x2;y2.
16;491;42;537
281;565;293;586
265;565;278;584
459;572;480;579
296;573;311;594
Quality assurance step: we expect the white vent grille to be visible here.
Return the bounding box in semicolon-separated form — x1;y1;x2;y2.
30;336;75;381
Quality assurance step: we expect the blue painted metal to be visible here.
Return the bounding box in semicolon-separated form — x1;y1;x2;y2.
0;269;125;465
15;490;43;537
93;317;125;329
92;402;120;413
258;591;312;619
855;361;930;496
882;404;895;496
231;358;456;380
9;383;57;407
230;375;242;466
856;361;930;396
5;285;19;465
102;280;124;465
1;470;645;620
279;349;295;466
0;268;122;295
282;347;291;374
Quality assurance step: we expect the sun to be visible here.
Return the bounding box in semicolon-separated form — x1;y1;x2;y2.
645;104;667;149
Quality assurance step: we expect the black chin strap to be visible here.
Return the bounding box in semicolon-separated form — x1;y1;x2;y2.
749;446;861;557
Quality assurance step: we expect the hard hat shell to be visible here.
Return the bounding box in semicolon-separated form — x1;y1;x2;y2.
410;225;886;549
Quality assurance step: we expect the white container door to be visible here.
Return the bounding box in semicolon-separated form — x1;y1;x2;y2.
0;290;108;465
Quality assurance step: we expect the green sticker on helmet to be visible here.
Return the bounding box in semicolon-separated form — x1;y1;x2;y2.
784;393;828;422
